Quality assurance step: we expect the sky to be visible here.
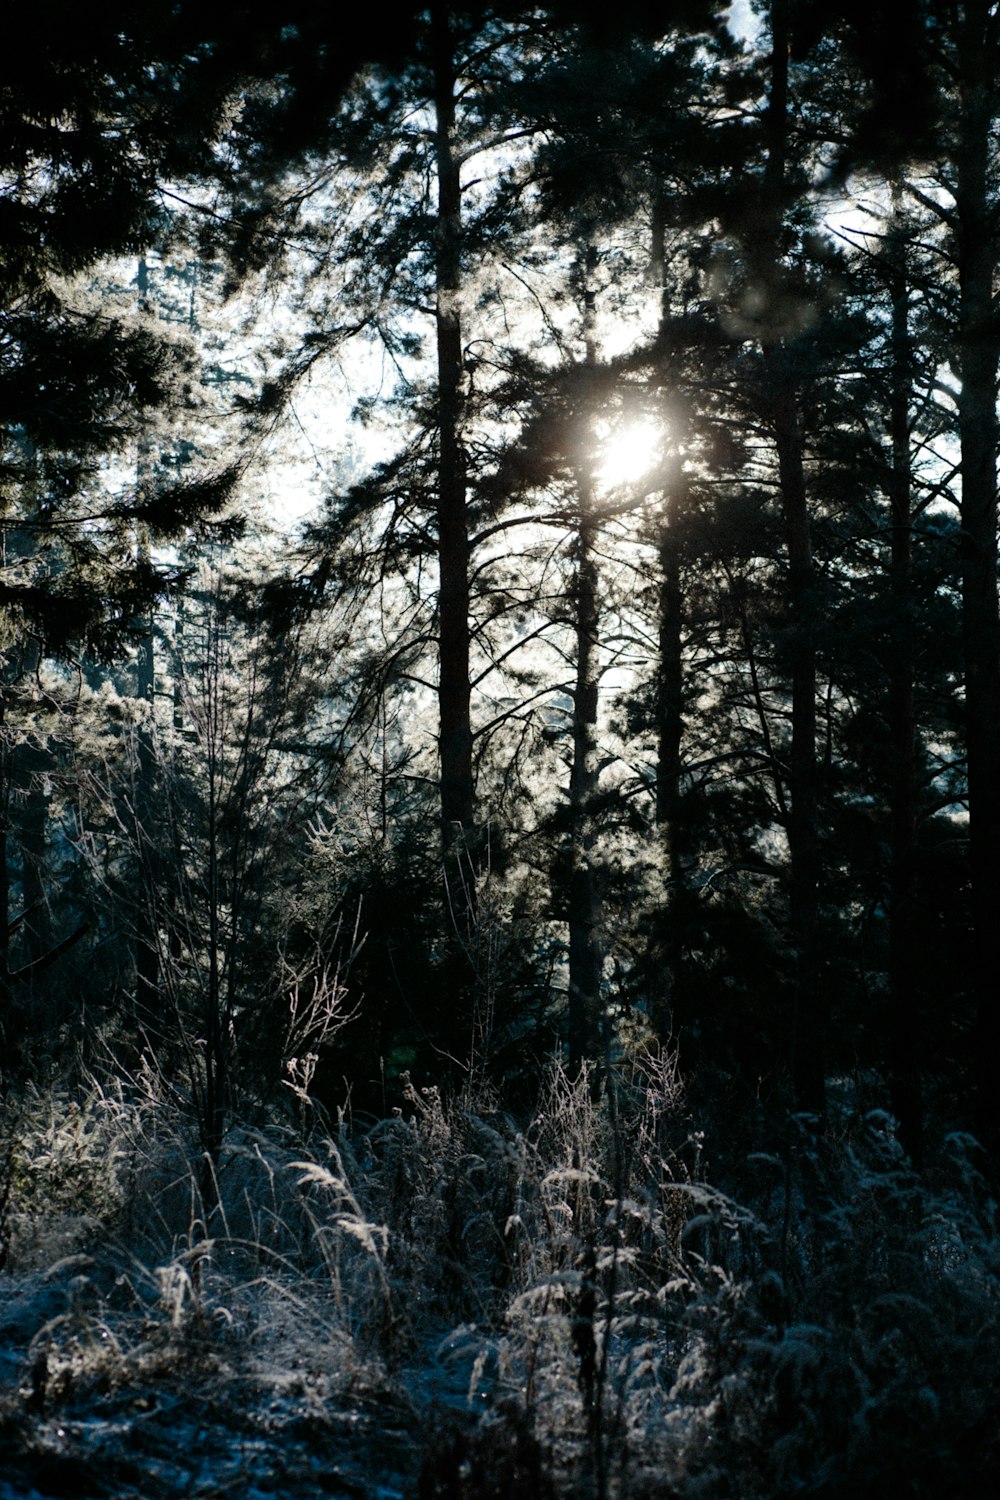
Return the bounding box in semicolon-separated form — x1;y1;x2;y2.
726;0;759;42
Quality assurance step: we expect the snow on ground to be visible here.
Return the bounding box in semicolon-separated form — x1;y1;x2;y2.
0;1249;485;1500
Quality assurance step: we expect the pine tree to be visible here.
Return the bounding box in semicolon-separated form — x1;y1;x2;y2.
826;0;1000;1142
0;4;261;1081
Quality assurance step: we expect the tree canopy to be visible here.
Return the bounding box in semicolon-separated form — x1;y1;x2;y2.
2;9;1000;1491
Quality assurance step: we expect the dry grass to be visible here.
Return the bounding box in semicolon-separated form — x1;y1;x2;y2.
1;1057;998;1498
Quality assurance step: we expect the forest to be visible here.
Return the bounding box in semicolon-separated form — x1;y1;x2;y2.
1;1;999;1496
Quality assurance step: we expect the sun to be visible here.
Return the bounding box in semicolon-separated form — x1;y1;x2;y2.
592;416;664;488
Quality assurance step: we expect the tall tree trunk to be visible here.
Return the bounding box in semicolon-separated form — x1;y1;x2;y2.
886;211;922;1160
567;245;604;1074
202;767;224;1209
767;361;822;1112
134;539;159;1012
655;468;684;1044
955;1;1000;1142
431;4;476;911
133;257;159;1014
762;0;824;1113
0;636;51;1079
567;501;604;1074
13;737;52;970
651;191;684;1044
200;607;226;1213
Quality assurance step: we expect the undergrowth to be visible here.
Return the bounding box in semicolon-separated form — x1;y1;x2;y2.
1;1057;998;1499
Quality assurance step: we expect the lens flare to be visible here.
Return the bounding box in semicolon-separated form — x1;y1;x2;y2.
593;417;664;487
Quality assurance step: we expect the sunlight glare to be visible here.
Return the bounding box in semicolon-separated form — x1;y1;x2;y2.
593;416;664;488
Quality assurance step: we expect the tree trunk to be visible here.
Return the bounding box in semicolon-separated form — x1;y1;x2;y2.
567;497;604;1075
431;4;476;904
886;215;922;1160
133;258;160;1013
955;1;1000;1142
201;608;226;1214
762;0;824;1114
134;541;159;1013
654;475;684;1044
651;195;685;1044
767;363;823;1113
567;245;604;1074
13;737;52;970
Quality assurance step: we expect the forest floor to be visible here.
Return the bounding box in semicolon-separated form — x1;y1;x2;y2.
0;1246;482;1500
2;1070;999;1500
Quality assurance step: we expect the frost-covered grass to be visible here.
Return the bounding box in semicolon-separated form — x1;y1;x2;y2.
1;1060;998;1498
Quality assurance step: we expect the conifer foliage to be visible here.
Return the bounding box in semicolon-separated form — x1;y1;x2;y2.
2;6;1000;1498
